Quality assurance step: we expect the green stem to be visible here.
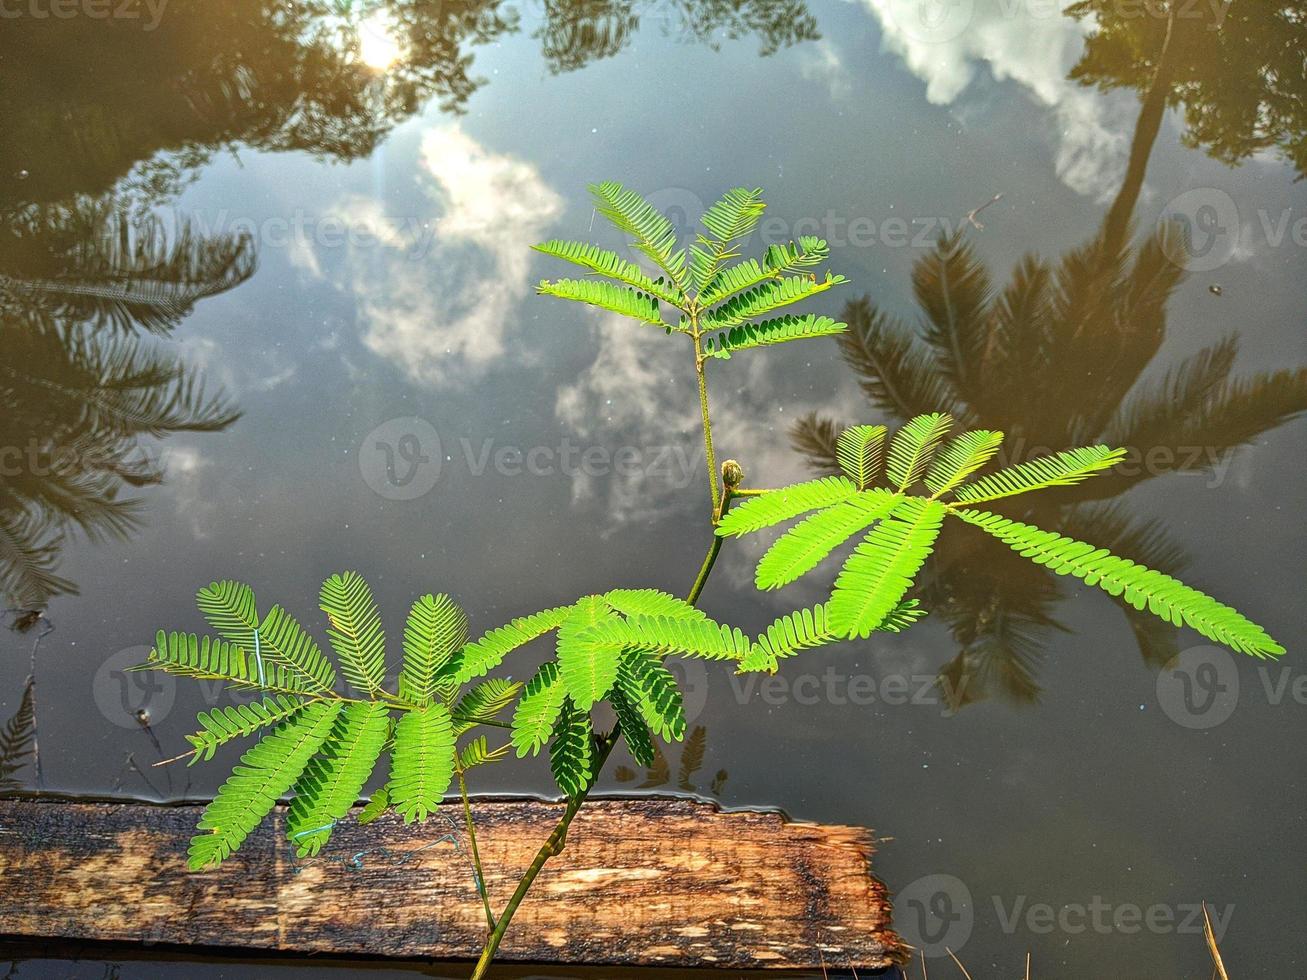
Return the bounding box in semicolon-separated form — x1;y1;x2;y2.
458;768;496;934
691;321;721;518
469;497;736;979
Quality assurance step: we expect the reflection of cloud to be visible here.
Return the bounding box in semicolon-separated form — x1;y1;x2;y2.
801;40;852;99
860;0;1132;200
316;123;562;386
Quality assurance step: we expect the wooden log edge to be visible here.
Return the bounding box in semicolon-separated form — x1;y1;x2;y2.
0;796;905;971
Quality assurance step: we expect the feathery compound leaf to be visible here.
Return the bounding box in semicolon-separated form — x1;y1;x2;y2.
536;278;670;328
141;631;306;694
610;689;656;767
358;788;390;825
184;696;310;764
886;413;954;490
702;314;846;359
577;615;751;662
879;598;929;633
511;661;568;757
589;182;686;282
829;497;946;639
616;650;686;741
742;605;837;673
453;677;522;735
755;490;901;590
196;580;259;651
387;703;456;824
702;273;847;329
453;605;571;684
257;605;337;694
319;572;387;696
459;735;510;771
532;239;684;306
953;509;1285;658
188;700;342;870
691;186;766;290
924;430;1005;497
716;476;859;537
697;237;830;307
550;697;594;798
836;425;888;489
555;596;622;709
401;593;469;704
950;445;1128;504
286;702;390;857
603;589;707;621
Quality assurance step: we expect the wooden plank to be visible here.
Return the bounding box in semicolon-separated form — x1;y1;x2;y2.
0;797;904;971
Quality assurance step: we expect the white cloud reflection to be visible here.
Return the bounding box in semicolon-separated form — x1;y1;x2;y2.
313;122;562;386
858;0;1134;200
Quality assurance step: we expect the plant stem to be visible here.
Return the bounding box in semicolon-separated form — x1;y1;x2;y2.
458;768;496;934
469;496;736;978
691;319;721;518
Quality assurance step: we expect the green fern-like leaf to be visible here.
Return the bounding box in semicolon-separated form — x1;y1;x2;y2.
701;273;846;329
953;508;1284;658
140;631;306;694
885;413;954;491
256;605;337;694
357;788;390;825
532;239;684;306
603;588;707;621
188;700;342;870
184;696;310;764
387;704;456;823
609;690;656;767
829;497;946;638
453;677;522;735
836;425;888;490
196;580;260;652
716;476;859;537
577;615;751;662
924;430;1005;497
556;597;622;710
950;446;1128;504
319;572;387;696
453;605;571;684
702;314;846;358
286;702;390;857
691;186;766;290
401;593;469;704
511;661;568;757
536;278;670;328
589;181;686;283
458;735;510;771
697;237;830;307
616;650;686;741
742;605;836;673
549;697;594;798
755;490;901;590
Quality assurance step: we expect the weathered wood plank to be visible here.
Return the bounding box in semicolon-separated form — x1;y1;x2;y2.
0;797;903;970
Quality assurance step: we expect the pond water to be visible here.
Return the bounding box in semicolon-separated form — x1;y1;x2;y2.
1;1;1304;977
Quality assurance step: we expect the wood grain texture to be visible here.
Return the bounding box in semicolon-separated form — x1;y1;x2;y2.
0;797;903;970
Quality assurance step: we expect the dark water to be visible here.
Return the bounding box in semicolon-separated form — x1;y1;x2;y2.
2;1;1305;977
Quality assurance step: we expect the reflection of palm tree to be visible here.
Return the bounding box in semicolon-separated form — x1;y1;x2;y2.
793;230;1307;706
1066;0;1307;250
0;199;251;608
